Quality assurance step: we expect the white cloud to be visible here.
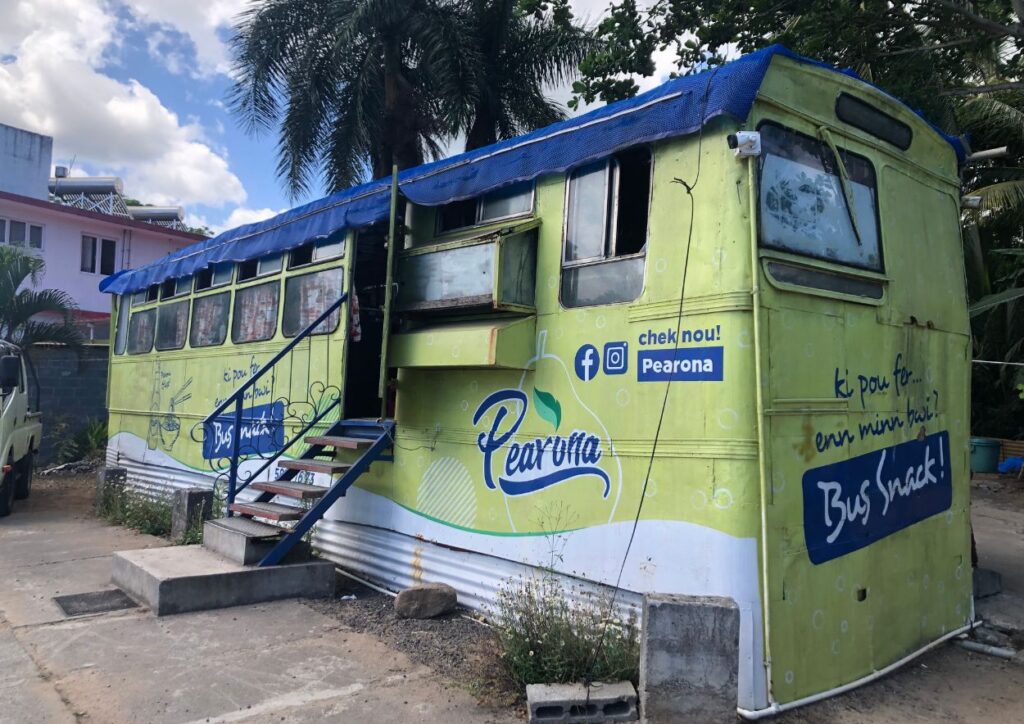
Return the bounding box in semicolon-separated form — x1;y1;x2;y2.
124;0;249;77
214;206;286;234
0;0;246;209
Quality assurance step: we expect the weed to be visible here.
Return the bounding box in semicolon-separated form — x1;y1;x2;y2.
489;501;640;692
97;481;173;538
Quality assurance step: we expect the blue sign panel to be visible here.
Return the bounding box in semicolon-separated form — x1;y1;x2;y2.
202;401;286;460
637;346;724;382
802;430;952;564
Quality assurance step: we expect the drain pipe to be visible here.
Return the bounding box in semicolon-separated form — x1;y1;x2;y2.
746;153;777;711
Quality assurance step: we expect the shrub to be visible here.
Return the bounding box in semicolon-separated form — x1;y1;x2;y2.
492;574;640;692
58;418;108;463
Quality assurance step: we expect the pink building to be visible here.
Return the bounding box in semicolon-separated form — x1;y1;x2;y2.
0;123;204;337
0;189;202;316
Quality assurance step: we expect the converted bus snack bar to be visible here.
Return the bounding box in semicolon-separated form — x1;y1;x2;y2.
100;46;972;715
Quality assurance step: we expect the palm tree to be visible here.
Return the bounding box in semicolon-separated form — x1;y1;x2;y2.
460;0;592;150
230;0;593;195
230;0;477;195
0;247;81;348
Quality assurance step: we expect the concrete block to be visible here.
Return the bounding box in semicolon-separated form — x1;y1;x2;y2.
527;681;638;723
170;488;214;541
395;582;457;618
974;567;1003;599
95;467;127;512
639;594;739;724
112;546;336;616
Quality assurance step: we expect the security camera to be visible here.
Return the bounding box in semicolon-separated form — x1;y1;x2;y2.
727;131;761;158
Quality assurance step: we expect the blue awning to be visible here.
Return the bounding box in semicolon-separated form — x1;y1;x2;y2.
101;45;965;295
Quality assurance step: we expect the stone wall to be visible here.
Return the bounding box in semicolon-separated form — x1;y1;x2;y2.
30;344;109;464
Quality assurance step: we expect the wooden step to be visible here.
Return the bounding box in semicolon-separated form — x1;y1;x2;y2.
251;479;327;500
278;459;352;475
229;501;304;521
305;435;376;449
206;516;283;539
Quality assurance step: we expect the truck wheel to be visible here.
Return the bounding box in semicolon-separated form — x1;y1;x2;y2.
14;452;33;500
0;468;13;517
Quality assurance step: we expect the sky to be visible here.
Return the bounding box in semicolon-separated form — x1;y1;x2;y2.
0;0;678;234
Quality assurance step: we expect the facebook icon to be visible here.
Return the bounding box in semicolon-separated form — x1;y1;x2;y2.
574;344;600;381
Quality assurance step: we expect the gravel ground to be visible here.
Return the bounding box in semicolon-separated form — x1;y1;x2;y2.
304;577;520;709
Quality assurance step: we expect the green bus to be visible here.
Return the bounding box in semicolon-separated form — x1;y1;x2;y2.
102;46;972;715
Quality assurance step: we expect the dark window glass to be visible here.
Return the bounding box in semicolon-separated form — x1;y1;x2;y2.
232;281;280;343
766;261;884;299
190;292;230;347
127;308;156;354
114;295;129;355
100;239;116;275
836;93;912;150
156;300;190;350
283;267;344;337
437;198;477;233
290;243;314;268
81;236;97;273
9;221;26;247
758;122;882;272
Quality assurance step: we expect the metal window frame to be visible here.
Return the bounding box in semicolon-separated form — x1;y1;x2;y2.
561;146;654;270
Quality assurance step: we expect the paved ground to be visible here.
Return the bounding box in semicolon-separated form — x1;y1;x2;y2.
1;472;1023;723
0;475;514;723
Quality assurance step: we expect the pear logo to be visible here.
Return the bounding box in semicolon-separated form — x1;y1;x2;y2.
472;331;622;530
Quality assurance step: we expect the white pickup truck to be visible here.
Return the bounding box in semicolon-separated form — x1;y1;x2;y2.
0;343;41;517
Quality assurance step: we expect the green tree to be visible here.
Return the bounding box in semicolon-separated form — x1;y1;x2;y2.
230;0;591;195
573;1;1020;125
231;0;476;195
0;247;81;348
461;0;592;149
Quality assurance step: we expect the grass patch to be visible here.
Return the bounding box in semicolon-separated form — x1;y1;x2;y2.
492;575;640;692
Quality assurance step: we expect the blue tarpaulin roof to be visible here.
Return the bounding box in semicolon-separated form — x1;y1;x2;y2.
101;45;965;295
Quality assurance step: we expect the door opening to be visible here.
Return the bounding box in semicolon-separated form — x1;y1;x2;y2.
343;223;389;418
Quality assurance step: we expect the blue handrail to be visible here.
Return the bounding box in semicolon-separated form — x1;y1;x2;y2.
203;292;348;514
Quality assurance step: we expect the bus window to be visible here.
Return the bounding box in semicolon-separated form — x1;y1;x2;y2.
156;300;190;351
190;292;230;347
436;182;534;234
561;147;650;308
283;267;344;336
231;281;280;343
133;284;158;306
160;276;192;300
127;308;156;354
288;236;345;269
237;253;283;282
114;296;129;355
758;122;882;272
194;262;233;291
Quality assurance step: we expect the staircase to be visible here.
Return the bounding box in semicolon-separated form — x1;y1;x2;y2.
195;291;394;568
206;419;393;566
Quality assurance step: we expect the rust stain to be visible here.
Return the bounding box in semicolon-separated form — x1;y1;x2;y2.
794;417;815;463
411;545;424;584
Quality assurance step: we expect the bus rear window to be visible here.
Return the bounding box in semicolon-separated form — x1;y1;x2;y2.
836;93;912;150
758;123;882;272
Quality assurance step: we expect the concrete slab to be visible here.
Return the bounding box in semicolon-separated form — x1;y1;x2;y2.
17;599;514;723
112;545;336;615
